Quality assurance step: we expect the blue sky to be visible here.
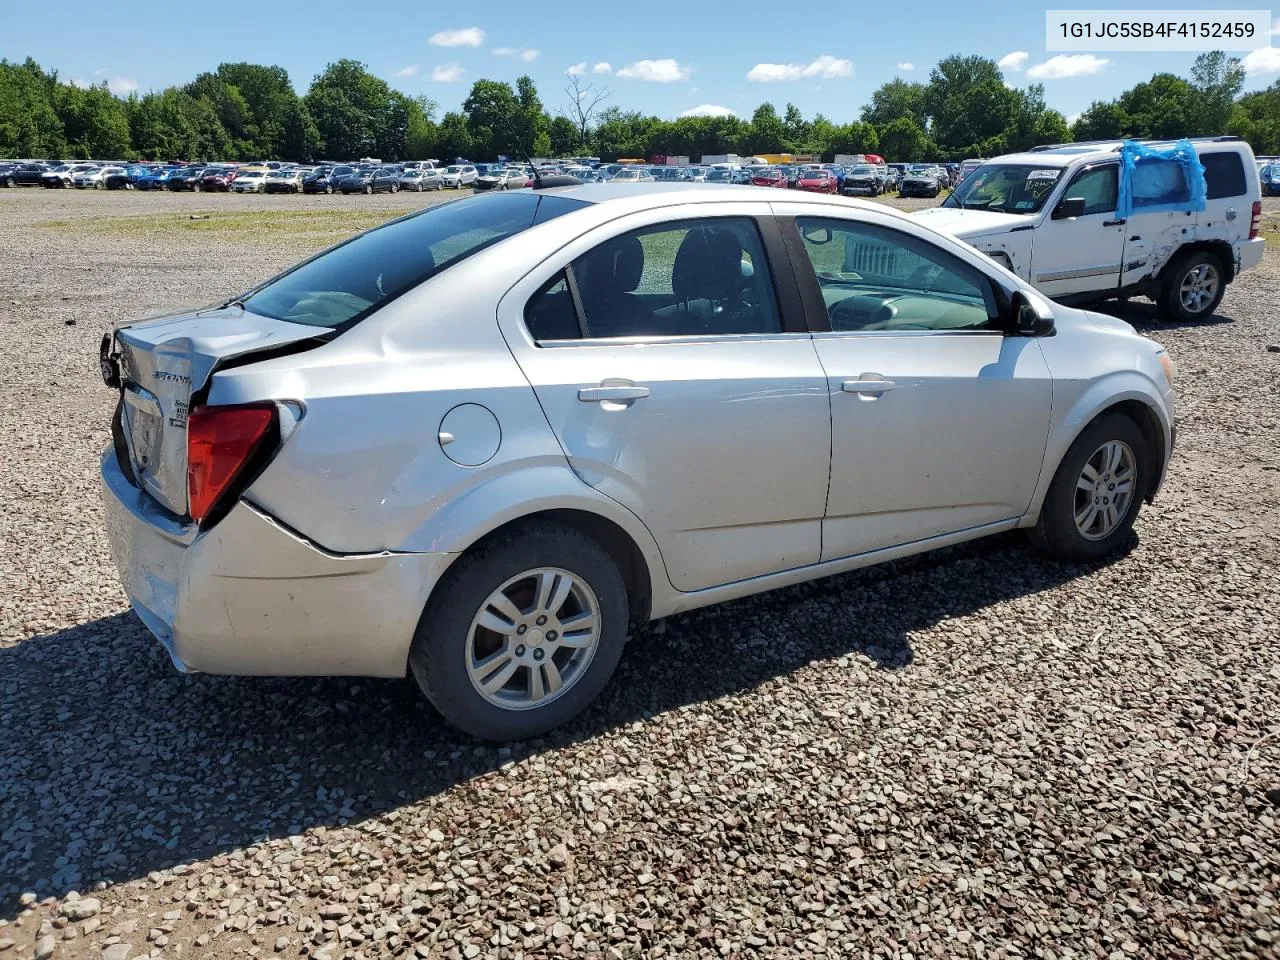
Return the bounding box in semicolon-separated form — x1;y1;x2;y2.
7;5;1280;125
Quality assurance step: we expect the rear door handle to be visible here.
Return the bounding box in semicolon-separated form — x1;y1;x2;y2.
842;379;897;394
578;385;650;402
1103;218;1126;227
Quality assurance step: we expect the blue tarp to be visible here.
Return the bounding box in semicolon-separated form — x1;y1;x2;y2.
1116;139;1207;219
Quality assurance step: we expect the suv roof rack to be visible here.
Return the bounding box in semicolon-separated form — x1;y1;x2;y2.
1029;135;1242;153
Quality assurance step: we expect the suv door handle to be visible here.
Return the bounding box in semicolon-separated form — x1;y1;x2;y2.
1103;218;1126;227
842;379;897;394
578;385;650;402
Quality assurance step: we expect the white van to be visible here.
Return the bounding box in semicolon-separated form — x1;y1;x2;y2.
916;137;1263;320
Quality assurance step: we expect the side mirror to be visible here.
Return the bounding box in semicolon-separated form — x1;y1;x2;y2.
1010;290;1055;337
1053;196;1086;220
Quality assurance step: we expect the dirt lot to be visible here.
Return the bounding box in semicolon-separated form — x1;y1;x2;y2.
0;187;1278;960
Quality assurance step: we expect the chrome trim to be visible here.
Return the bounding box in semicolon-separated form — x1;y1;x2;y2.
810;329;1003;340
1034;264;1121;283
535;331;815;348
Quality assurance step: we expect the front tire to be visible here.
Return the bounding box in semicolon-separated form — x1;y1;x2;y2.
1158;250;1225;322
409;522;629;741
1029;413;1148;562
364;184;372;195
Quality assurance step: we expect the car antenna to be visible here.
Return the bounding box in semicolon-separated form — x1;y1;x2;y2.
502;116;582;190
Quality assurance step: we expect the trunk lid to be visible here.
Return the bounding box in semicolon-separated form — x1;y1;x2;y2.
110;305;325;516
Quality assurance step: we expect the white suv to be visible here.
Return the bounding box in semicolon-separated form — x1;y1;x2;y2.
916;138;1264;321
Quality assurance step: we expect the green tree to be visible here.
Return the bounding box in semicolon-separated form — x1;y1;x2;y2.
548;115;579;156
925;55;1018;155
825;121;879;159
0;58;65;157
462;78;521;157
1071;100;1129;140
435;111;475;160
305;59;405;159
782;103;808;146
861;78;928;130
1233;81;1280;154
1118;73;1197;139
876;116;931;162
1189;51;1245;136
747;103;788;153
55;82;132;158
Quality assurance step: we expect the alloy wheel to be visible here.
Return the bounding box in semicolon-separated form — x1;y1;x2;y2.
1179;263;1220;315
465;567;601;711
1073;440;1137;540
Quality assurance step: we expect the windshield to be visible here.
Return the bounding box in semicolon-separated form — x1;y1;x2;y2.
801;170;826;178
851;165;874;174
446;166;463;173
942;163;1064;214
755;168;780;178
242;193;587;330
707;169;731;181
238;171;263;178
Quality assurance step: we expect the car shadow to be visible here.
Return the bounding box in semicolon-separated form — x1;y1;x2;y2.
1091;297;1235;331
0;529;1133;915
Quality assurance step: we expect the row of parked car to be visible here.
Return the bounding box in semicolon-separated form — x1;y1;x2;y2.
1;156;960;199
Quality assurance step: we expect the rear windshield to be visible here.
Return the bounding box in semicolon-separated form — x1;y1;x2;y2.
1200;151;1247;200
241;192;587;330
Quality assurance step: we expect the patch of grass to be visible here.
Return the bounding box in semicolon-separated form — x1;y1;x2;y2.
39;208;413;242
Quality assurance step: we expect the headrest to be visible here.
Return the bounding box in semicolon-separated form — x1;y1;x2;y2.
578;235;644;296
672;226;743;301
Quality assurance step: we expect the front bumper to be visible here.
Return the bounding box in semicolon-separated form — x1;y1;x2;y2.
101;450;453;677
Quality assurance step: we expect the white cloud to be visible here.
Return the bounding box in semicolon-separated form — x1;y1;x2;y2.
431;63;466;82
1066;112;1081;126
94;67;109;75
592;62;612;75
1243;46;1280;74
494;47;539;62
394;64;420;78
1271;17;1280;35
429;27;485;47
71;77;91;89
997;50;1029;72
681;103;735;118
746;55;852;82
897;62;915;72
567;62;587;76
108;77;138;96
617;59;690;82
1027;54;1109;79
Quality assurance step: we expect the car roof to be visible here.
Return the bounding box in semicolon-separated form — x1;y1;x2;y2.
537;181;906;215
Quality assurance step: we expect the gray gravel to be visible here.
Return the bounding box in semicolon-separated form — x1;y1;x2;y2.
1;187;1278;960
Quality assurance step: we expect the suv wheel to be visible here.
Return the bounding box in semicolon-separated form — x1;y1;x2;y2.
1159;250;1225;321
1029;413;1148;562
409;522;629;741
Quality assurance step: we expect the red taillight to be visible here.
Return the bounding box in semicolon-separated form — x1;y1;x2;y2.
1250;200;1262;240
187;403;278;523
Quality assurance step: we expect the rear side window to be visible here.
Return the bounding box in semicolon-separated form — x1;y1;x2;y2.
243;192;586;330
1201;151;1247;200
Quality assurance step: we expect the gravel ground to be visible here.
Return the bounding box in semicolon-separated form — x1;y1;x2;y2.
1;187;1277;960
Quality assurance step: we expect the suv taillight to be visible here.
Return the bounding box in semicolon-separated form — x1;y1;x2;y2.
1250;200;1262;240
187;403;278;524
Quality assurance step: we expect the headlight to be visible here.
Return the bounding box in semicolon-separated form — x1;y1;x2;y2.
1158;351;1176;388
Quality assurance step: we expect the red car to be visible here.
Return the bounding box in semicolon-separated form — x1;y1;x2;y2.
199;168;239;192
750;166;788;188
796;169;838;194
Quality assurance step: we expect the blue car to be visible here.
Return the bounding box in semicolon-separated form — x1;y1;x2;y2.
1261;163;1280;197
134;166;179;190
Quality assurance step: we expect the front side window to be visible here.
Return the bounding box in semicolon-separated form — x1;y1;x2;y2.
243;192;586;330
523;217;782;341
794;217;996;333
1062;164;1118;216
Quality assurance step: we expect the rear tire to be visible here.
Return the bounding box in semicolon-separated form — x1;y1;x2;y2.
1029;413;1148;562
1158;250;1225;322
409;522;630;741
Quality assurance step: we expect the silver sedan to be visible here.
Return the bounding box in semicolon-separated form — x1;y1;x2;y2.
100;184;1176;740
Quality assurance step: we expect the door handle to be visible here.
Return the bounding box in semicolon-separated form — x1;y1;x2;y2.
1103;218;1126;227
842;379;897;394
578;385;650;402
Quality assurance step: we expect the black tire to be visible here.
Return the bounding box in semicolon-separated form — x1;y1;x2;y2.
1158;250;1226;322
364;184;372;195
325;184;333;194
4;176;14;187
409;522;630;741
1029;413;1148;562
